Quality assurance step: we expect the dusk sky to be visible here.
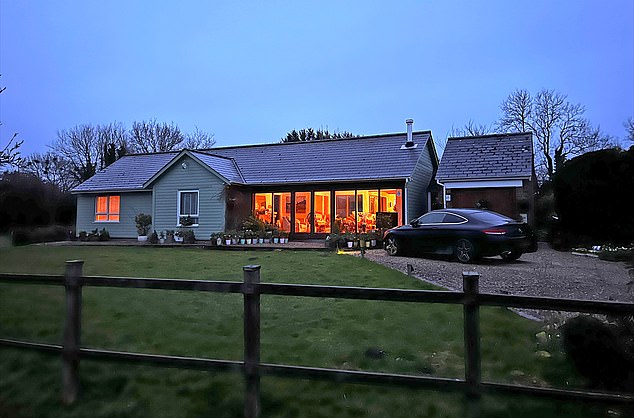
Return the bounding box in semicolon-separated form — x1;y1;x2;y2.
1;1;633;156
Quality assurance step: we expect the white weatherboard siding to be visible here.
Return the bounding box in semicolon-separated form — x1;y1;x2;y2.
76;192;152;238
152;155;227;239
405;143;436;222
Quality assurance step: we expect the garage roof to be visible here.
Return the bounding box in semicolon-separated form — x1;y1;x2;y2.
436;132;533;181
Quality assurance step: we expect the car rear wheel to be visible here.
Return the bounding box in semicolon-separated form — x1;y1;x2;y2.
501;250;522;261
454;239;476;263
385;236;400;256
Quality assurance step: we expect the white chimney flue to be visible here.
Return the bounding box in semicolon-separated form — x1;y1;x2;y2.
405;118;414;148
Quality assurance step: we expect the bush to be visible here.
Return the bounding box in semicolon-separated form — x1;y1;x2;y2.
180;229;196;244
11;225;70;246
554;147;634;246
77;228;110;242
135;213;152;236
98;228;110;241
561;315;634;391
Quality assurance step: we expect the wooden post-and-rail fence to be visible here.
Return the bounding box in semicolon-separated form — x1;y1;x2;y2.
1;261;634;417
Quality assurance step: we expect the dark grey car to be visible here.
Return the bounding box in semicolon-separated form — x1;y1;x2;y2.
383;209;537;263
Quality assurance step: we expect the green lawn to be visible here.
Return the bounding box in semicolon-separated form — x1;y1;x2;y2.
0;246;620;417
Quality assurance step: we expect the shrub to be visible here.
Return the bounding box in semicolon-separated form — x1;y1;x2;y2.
561;315;634;391
135;213;152;236
181;229;196;244
11;225;70;246
98;228;110;241
149;230;159;244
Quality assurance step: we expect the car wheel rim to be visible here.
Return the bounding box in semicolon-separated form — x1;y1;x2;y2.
456;240;473;262
385;237;398;256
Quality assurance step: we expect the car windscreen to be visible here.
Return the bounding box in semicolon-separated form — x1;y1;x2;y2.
470;211;514;224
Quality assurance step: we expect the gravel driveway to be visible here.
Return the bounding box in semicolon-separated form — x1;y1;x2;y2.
359;243;634;321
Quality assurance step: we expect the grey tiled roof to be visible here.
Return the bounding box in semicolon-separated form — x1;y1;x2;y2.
191;151;244;183
203;132;432;185
71;152;178;192
436;133;533;181
72;131;434;192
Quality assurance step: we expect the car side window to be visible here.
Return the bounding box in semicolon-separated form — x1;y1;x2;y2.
442;214;466;224
418;213;446;224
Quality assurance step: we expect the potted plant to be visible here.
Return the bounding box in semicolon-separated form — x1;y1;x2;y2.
159;231;166;244
180;215;195;227
272;230;280;244
181;229;196;244
135;213;152;241
211;232;223;246
369;230;378;247
174;230;184;243
149;230;159;244
223;232;233;246
345;233;354;248
281;231;289;244
257;230;265;244
166;230;175;244
239;231;246;245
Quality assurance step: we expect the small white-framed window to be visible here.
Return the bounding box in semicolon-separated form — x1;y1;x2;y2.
177;190;199;226
95;195;120;222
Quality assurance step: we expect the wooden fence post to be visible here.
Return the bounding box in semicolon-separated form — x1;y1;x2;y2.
62;260;84;405
463;271;481;417
243;265;261;418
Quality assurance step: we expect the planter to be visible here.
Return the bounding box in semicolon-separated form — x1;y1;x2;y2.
246;238;252;245
174;236;183;243
347;241;353;248
365;241;371;248
232;238;238;245
240;239;246;245
159;238;165;244
258;238;264;244
371;239;377;247
225;239;232;246
138;236;148;242
273;238;279;244
216;238;222;246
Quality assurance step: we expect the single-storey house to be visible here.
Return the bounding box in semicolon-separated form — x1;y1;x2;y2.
72;121;439;239
436;132;535;224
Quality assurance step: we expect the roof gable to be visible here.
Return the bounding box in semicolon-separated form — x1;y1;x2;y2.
71;152;178;193
436;133;533;181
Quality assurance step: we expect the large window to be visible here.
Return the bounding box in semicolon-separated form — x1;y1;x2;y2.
95;195;120;222
314;191;330;233
335;190;356;233
178;190;199;225
294;192;311;233
380;189;403;226
273;192;291;232
356;190;378;232
254;193;273;224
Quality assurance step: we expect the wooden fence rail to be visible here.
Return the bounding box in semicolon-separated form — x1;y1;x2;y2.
1;260;634;417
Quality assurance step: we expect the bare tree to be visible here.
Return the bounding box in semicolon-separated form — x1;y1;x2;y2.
24;152;76;192
498;89;532;133
51;124;101;183
0;82;24;169
449;120;492;137
184;126;215;149
97;122;129;168
498;89;610;180
130;119;185;153
626;117;634;142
